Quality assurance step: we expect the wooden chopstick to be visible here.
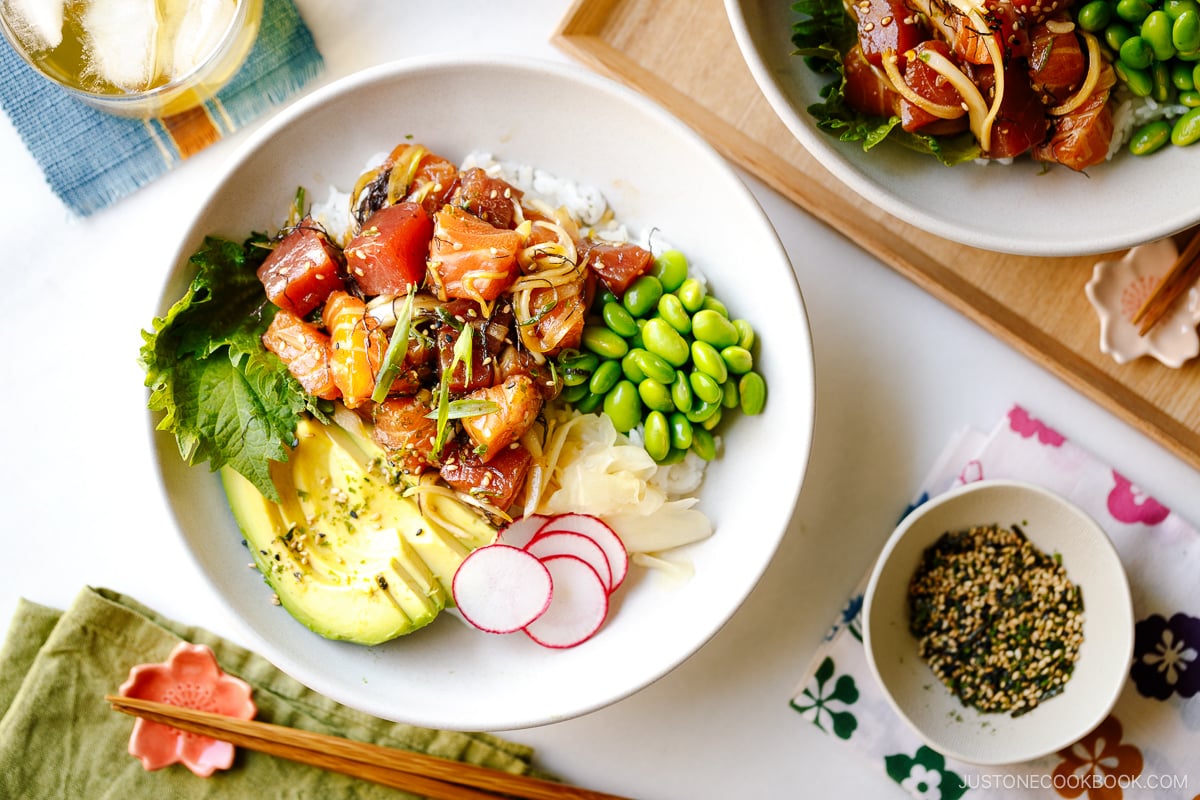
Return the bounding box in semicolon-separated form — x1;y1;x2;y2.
1131;227;1200;336
106;695;633;800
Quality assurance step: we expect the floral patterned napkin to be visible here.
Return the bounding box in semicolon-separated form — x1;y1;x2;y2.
791;404;1200;799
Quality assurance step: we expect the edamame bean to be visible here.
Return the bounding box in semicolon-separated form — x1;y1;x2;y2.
1173;60;1196;89
721;379;740;409
651;250;689;292
685;399;721;424
1129;119;1174;154
1106;21;1134;50
691;427;717;461
631;348;677;385
1194;61;1200;86
589;359;623;395
603;380;642;433
701;408;723;431
1166;0;1200;19
582;325;629;360
596;288;618;308
1116;60;1155;95
560;351;599;385
638;378;675;413
1181;89;1200;105
643;410;671;461
739;372;767;416
733;319;756;350
669;413;694;450
562;382;589;404
721;345;755;375
701;295;729;318
621;349;647;383
1120;34;1155;68
657;293;692;334
1078;0;1113;29
629;318;645;350
671;371;694;414
1174;9;1200;52
1117;0;1153;24
601;301;638;338
689;371;723;405
1171;106;1200;144
576;391;604;414
1142;11;1177;60
1153;61;1175;102
692;309;740;348
676;278;707;312
642;318;690;366
623;275;664;318
691;340;729;383
659;447;687;465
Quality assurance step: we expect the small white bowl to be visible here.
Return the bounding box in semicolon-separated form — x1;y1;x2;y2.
863;480;1133;765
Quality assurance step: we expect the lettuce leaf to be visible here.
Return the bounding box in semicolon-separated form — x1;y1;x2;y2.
139;236;327;502
790;0;982;166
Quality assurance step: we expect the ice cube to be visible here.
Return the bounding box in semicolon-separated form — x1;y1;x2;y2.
159;0;236;80
79;0;160;91
2;0;66;52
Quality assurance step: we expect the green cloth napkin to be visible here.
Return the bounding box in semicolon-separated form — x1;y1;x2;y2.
0;587;544;799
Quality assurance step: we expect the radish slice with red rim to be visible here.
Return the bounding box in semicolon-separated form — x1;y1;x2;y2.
534;513;628;590
524;555;610;648
525;531;613;592
451;545;553;634
495;513;549;549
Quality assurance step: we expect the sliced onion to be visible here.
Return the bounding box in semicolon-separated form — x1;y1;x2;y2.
881;49;967;119
917;48;993;144
1048;32;1103;117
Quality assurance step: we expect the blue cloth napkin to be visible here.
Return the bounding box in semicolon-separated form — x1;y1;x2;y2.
0;0;323;216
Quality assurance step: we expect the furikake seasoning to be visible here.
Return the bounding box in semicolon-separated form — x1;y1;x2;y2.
907;523;1084;717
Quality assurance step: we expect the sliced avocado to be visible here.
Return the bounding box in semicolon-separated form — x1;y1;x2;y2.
220;416;496;645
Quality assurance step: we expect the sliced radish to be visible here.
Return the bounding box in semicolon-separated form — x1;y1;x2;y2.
495;513;550;549
524;555;610;648
451;545;553;634
525;531;613;592
534;513;629;590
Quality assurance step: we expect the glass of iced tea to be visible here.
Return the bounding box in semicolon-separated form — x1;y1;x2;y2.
0;0;262;118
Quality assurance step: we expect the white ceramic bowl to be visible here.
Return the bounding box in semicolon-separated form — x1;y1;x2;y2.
724;0;1200;256
149;55;815;731
863;480;1133;765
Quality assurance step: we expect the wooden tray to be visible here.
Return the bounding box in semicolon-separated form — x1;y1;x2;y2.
552;0;1200;471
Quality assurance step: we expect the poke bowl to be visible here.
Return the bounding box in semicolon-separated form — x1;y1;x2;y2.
725;0;1200;256
144;55;815;731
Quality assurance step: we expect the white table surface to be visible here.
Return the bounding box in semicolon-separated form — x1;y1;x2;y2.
2;2;1197;798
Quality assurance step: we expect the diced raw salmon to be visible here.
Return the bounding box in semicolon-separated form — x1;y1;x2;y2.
458;373;543;462
322;291;386;409
261;309;339;400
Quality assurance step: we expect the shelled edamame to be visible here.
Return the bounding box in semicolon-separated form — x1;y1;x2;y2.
556;248;767;464
1076;0;1200;153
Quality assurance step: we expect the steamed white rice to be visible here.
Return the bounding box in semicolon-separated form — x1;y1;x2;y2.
1108;87;1189;160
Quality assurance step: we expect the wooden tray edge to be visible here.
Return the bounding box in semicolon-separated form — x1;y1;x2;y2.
551;3;1200;472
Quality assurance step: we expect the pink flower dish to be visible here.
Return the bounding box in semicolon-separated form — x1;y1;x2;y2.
117;642;256;777
1084;237;1200;368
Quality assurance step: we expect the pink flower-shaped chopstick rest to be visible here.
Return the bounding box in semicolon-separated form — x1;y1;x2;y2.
1084;237;1200;368
118;642;256;777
